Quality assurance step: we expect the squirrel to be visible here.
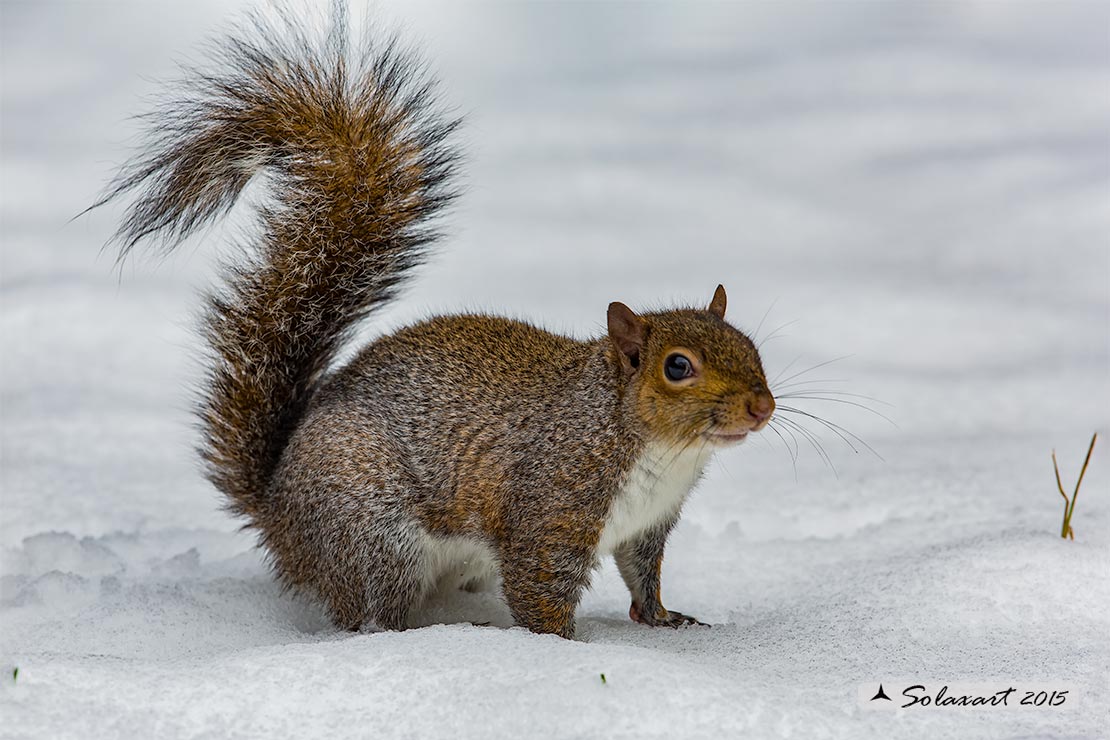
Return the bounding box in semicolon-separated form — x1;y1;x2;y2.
96;6;775;639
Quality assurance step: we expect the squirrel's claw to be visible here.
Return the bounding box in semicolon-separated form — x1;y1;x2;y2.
629;602;710;629
666;611;710;628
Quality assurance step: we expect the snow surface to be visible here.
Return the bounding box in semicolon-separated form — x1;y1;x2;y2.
2;2;1109;738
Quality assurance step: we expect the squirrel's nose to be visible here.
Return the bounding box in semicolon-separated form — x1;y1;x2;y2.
747;394;774;425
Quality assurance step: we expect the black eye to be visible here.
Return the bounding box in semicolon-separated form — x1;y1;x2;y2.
664;353;694;381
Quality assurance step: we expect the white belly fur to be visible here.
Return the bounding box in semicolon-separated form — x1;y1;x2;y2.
416;531;501;593
597;440;713;555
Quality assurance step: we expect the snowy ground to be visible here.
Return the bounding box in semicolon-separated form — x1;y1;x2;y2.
2;2;1109;738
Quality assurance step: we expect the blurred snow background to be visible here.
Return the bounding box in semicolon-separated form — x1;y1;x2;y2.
2;1;1108;738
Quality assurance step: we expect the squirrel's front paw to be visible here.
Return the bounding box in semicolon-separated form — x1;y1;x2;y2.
629;602;710;628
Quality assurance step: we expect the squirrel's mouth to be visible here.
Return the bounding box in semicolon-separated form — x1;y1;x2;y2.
704;430;750;446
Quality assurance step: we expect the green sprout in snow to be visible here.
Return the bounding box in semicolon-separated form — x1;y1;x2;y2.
600;673;607;685
1053;433;1097;540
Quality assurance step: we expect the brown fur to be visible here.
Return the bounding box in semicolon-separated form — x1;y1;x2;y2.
98;6;774;638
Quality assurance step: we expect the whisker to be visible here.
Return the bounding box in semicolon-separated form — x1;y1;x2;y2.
774;415;831;467
775;415;838;477
765;420;798;463
773;394;898;427
756;319;800;349
771;377;850;392
768;355;803;387
776;405;884;462
777;386;888;408
750;296;781;346
772;385;891;406
768;419;801;462
772;355;853;389
765;420;799;480
778;405;860;454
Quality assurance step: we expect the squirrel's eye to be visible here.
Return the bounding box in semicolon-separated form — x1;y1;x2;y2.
663;353;694;382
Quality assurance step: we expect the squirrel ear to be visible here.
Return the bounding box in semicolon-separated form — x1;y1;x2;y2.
708;284;727;319
607;301;646;371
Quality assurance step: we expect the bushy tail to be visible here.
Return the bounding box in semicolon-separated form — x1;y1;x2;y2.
97;5;460;518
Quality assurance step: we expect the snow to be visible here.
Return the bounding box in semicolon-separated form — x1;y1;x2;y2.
2;1;1108;738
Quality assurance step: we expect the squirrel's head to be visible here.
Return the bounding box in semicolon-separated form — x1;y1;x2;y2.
607;285;774;447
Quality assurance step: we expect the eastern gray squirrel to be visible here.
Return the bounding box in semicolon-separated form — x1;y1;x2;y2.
98;6;775;638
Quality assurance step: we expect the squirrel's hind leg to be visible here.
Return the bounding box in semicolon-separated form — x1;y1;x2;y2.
265;432;431;633
269;500;429;633
359;507;438;632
